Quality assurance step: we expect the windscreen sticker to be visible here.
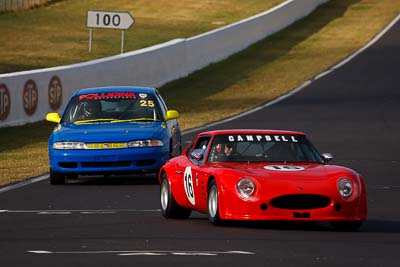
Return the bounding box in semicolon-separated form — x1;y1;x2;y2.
139;100;155;108
228;135;299;143
264;165;305;171
184;166;196;205
79;92;136;100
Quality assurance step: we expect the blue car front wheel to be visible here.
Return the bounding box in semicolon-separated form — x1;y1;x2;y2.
49;169;66;185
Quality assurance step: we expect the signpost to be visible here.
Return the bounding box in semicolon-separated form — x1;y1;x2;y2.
87;11;135;54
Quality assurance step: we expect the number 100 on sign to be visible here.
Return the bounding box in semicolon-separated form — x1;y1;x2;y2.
87;11;134;30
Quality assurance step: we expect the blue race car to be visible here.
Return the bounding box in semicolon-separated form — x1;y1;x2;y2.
45;86;181;184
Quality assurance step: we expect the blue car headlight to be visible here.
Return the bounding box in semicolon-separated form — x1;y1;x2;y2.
127;139;164;148
52;139;164;150
53;142;86;150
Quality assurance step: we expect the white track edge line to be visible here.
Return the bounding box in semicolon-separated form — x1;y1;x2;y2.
2;209;160;213
0;174;48;194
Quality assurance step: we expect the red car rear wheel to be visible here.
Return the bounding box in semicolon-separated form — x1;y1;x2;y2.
160;173;191;219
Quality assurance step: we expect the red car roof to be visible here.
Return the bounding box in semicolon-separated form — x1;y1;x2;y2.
198;129;306;136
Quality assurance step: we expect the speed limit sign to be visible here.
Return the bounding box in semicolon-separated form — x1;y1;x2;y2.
87;11;134;30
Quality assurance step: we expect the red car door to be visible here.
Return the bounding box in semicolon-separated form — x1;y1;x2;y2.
172;135;212;211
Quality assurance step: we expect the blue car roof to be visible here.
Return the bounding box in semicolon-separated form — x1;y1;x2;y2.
73;86;156;96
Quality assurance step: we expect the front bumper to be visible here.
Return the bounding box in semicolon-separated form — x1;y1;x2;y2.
218;190;367;222
49;146;169;174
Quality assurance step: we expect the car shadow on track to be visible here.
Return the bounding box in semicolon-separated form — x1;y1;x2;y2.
187;218;400;233
214;220;334;232
64;174;159;186
359;220;400;233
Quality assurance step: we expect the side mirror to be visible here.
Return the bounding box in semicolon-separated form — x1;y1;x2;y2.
165;110;179;120
46;113;61;123
321;152;333;163
190;149;204;161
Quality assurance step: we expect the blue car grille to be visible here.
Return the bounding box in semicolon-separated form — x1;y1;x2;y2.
136;159;156;166
81;161;131;168
58;159;156;169
59;162;78;168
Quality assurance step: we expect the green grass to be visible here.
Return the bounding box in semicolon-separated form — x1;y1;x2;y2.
0;121;54;184
1;0;400;186
0;0;283;74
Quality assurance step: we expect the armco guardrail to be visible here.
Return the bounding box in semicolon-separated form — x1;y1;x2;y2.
0;0;328;127
0;0;51;12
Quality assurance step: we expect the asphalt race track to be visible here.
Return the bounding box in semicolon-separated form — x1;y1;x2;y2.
1;17;400;267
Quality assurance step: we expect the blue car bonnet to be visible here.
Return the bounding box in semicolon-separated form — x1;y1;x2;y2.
54;122;165;143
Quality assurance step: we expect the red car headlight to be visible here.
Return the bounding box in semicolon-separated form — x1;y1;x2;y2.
236;178;255;199
337;178;354;199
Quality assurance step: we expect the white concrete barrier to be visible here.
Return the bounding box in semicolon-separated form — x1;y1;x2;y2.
0;0;328;127
0;0;50;12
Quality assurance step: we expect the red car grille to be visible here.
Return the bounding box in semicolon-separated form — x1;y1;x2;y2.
270;194;331;210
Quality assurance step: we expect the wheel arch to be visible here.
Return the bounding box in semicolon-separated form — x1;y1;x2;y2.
207;174;230;221
207;175;216;190
159;168;167;184
160;168;181;207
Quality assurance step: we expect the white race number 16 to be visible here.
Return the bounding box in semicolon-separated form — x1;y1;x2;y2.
184;167;196;205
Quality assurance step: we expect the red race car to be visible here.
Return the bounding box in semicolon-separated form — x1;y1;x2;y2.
159;129;367;231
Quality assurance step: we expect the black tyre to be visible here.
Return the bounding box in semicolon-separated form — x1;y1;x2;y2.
153;171;161;185
49;169;65;185
169;144;174;159
160;173;191;219
208;179;222;225
330;221;363;231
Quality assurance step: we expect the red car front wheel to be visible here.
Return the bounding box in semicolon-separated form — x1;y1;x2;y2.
208;179;222;225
